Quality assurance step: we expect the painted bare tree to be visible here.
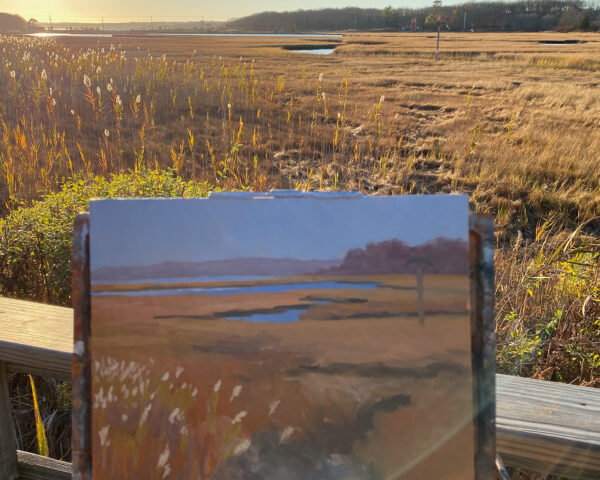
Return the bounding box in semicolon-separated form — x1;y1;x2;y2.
406;257;432;325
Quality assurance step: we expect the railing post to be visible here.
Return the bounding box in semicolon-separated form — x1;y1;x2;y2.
72;213;92;480
0;361;19;480
469;214;496;479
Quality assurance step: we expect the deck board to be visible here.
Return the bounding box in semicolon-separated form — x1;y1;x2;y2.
0;298;72;380
496;374;600;479
1;297;599;478
17;451;71;480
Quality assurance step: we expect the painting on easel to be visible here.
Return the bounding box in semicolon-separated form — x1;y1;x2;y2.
89;193;474;479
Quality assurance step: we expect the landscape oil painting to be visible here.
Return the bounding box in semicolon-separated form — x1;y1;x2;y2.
89;193;474;479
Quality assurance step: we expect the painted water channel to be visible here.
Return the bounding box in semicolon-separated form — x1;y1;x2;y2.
93;279;378;297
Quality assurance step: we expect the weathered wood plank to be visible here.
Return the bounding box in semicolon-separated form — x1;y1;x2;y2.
0;297;72;379
71;213;91;480
0;361;19;480
17;450;71;480
0;298;72;352
497;374;600;479
469;215;496;479
0;345;70;380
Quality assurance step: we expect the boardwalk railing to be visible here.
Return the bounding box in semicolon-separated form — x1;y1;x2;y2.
0;298;72;480
0;296;599;479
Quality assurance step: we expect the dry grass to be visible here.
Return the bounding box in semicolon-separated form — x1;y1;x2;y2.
2;32;599;233
1;31;598;472
1;27;598;374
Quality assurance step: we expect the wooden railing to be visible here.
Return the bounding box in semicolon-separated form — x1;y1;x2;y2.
1;296;599;479
0;298;72;479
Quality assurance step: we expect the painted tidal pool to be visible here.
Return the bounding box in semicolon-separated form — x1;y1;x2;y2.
225;305;312;323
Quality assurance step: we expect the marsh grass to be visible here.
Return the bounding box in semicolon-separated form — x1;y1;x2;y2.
1;32;599;467
496;218;600;385
2;34;600;234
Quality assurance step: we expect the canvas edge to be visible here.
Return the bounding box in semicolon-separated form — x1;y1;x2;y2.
72;212;92;480
469;213;497;479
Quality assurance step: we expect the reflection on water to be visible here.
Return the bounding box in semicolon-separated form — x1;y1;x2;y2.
225;300;331;323
93;280;378;297
293;48;335;55
28;32;114;38
226;306;310;323
27;32;341;39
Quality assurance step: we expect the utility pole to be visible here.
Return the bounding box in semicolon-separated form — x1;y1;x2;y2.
48;15;53;31
150;16;153;31
433;0;443;61
101;17;105;31
436;21;441;61
463;11;467;32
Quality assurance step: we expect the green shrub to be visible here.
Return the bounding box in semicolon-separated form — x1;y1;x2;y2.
495;221;600;384
0;169;213;305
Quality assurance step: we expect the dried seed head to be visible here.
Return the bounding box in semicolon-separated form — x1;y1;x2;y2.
232;411;247;424
40;69;47;80
136;94;141;104
83;75;91;88
157;445;169;468
229;384;242;402
233;439;251;456
104;129;110;138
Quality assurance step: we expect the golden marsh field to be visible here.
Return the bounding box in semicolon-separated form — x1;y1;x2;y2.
1;31;599;469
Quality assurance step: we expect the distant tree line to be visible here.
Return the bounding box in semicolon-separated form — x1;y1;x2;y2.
228;1;599;32
0;13;40;33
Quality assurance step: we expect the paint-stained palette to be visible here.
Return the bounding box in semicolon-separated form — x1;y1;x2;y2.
88;193;474;479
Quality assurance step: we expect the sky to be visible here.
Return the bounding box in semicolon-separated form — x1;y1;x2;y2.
89;194;468;269
7;0;442;23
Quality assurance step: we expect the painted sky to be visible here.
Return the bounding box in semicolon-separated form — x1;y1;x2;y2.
89;194;468;269
8;0;456;22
